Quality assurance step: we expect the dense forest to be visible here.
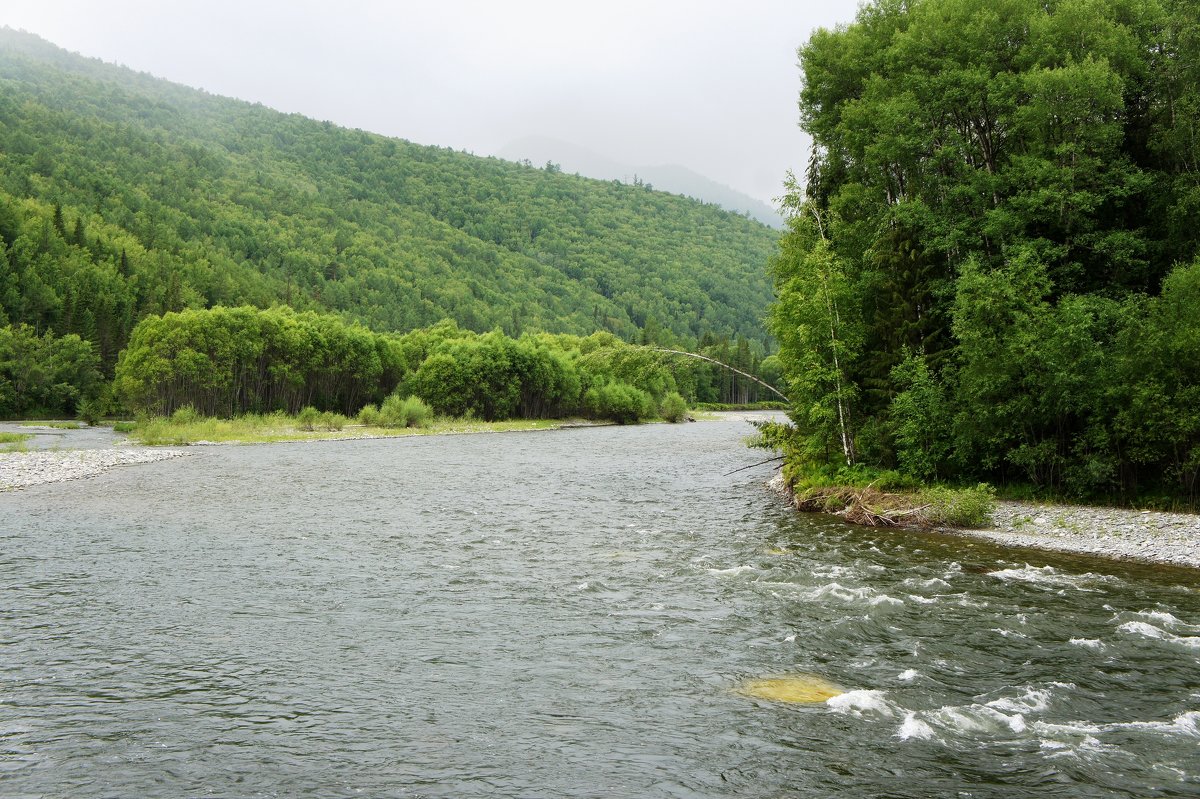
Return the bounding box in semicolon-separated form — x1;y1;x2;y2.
0;28;780;417
774;0;1200;502
110;305;771;424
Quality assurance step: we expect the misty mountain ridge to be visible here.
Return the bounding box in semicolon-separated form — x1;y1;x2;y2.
496;136;784;229
0;28;779;368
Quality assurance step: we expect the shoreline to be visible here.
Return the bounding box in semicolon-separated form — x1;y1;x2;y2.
0;447;189;491
938;500;1200;570
769;475;1200;570
1;413;764;491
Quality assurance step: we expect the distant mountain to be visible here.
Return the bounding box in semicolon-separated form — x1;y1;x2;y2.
0;29;780;373
496;136;784;229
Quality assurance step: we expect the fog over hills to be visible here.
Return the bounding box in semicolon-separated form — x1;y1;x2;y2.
496;136;784;229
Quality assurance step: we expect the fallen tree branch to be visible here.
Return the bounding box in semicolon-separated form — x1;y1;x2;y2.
648;348;790;403
722;456;785;476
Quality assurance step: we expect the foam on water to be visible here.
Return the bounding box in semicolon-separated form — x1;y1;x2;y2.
906;594;939;605
1117;621;1200;649
897;669;920;682
706;565;757;577
897;712;936;741
903;577;953;590
826;689;897;719
1069;638;1105;650
1118;610;1200;632
929;704;1027;735
805;582;905;607
1034;711;1200;739
986;687;1054;714
988;564;1116;591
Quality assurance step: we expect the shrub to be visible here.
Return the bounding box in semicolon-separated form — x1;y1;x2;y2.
356;403;381;426
317;411;347;431
170;404;202;426
379;393;433;428
660;391;688;423
919;483;997;528
296;406;320;431
399;396;432;428
584;382;653;424
77;398;104;426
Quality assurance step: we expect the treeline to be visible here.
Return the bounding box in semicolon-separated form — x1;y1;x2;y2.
0;323;99;417
112;306;777;423
776;0;1200;502
0;28;776;352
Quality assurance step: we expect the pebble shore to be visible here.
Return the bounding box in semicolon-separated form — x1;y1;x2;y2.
770;475;1200;569
945;500;1200;570
0;448;187;490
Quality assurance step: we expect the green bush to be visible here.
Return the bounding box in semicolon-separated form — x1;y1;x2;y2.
919;483;997;528
170;404;202;426
380;393;433;428
356;403;381;426
317;411;347;431
296;406;320;431
113;421;137;433
584;382;653;424
660;391;689;423
399;396;432;428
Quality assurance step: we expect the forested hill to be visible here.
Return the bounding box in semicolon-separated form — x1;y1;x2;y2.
0;28;778;366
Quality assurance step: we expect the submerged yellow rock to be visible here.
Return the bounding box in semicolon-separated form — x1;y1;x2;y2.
738;674;845;704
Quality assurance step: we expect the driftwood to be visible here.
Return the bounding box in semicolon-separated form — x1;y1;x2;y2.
792;485;934;528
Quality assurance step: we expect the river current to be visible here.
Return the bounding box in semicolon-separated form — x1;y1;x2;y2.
2;417;1198;797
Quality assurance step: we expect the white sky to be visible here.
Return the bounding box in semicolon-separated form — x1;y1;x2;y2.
1;0;863;206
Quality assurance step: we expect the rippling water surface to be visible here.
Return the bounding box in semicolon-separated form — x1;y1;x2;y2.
2;418;1198;797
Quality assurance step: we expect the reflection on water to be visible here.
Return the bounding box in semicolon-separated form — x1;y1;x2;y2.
1;417;1198;798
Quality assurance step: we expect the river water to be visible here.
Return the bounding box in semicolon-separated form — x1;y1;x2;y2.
2;418;1198;798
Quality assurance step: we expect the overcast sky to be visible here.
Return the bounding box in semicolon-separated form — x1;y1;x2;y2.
2;0;862;207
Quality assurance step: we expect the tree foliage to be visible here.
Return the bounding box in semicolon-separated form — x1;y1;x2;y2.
113;306;773;424
775;0;1200;502
0;28;777;363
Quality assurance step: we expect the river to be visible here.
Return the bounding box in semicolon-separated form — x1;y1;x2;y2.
2;417;1197;797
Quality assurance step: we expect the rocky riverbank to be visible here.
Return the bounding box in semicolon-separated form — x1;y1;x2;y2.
0;448;187;490
945;500;1200;569
770;475;1200;569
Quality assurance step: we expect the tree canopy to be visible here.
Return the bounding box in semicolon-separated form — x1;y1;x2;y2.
774;0;1200;502
0;28;778;377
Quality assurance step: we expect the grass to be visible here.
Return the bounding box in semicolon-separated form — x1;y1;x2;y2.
123;411;588;445
783;463;996;528
0;431;32;453
20;421;81;429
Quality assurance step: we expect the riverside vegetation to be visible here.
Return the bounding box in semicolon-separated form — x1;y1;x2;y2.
771;0;1200;512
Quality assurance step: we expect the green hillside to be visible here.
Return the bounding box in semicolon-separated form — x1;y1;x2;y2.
0;28;778;376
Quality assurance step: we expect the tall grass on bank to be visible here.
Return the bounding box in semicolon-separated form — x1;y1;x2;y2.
126;405;573;445
0;431;32;452
747;422;996;529
785;464;996;529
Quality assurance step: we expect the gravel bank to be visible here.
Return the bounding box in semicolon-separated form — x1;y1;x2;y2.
944;500;1200;569
0;448;187;490
770;475;1200;569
